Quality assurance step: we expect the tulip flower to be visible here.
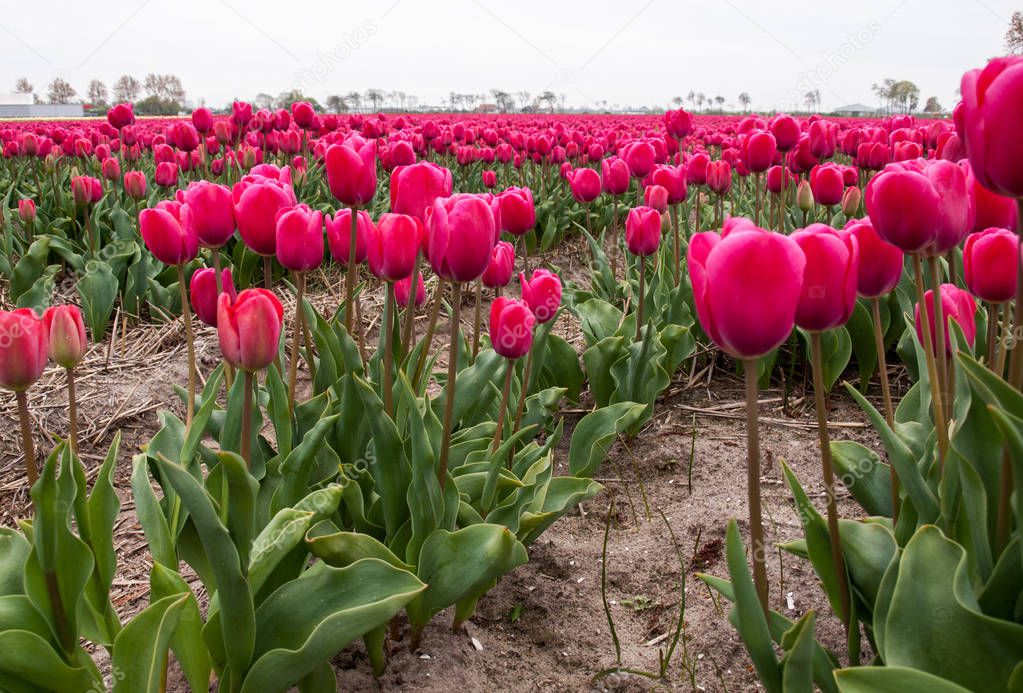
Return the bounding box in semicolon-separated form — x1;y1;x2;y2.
688;220;805;613
107;102;134;130
744;131;777;173
426;194;496;283
625;206;661;257
915;284;977;356
482;170;497;189
43;305;87;453
233;175;295;292
796;180;814;213
622;140;656;179
368;213;421;282
395;272;426;308
601;157;631;196
964;227;1020;305
101;157;120;182
180;181;236;249
958;57;1023;199
519;269;562;324
809;163;844;208
326;208;373;266
663;108;693;140
840;187;861;218
644;185;669;214
72;175;102;206
960;160;1018;232
482;241;515;289
155;162;179;188
123;171;147;200
791;224;858;332
190;267;237;327
192;107;213;134
0;308;49;483
18;198;35;228
389;161;454;221
568;167;601;204
325;138;377;207
498;186;535;236
489;296;536;453
217;289;284;466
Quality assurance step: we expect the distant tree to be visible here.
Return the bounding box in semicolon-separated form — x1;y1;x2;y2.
135;95;180;115
738;92;751;111
14;77;33;94
686;90;696;107
364;89;384;111
112;75;140;102
254;92;274;109
87;79;108;107
346;91;362;113
695;92;706;111
672;96;683;107
713;95;725;111
275;90;320;111
47;78;76;104
923;96;942;114
539;90;557;112
142;74;185;103
491;89;514;112
1006;10;1023;53
872;78;918;113
516;90;531;111
326;95;347;113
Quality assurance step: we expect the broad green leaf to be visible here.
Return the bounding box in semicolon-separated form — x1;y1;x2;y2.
0;630;102;693
834;666;972;692
830;440;893;517
149;564;212;693
112;594;188;693
568;402;646;478
75;260;119;340
780;610;816;693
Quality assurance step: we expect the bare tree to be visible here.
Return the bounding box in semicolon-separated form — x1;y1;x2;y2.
346;91;362;113
87;79;109;105
47;78;76;104
1006;10;1023;54
113;75;141;102
326;94;347;113
364;88;384;111
516;90;531;110
738;92;751;112
923;96;942;114
14;77;33;94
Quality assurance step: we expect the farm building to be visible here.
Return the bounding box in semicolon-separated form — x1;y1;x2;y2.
0;93;83;118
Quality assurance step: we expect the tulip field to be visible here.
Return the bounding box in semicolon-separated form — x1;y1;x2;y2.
2;56;1023;692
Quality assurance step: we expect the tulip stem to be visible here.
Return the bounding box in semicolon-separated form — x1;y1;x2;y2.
610;199;619;279
401;258;420;358
176;265;196;428
492;359;514;456
212;249;234;391
742;359;769;618
241;370;254;469
263;255;273;290
670;205;680;287
383;282;395;417
287;272;305;415
412;281;444;388
912;255;949;469
986;302;999;368
810;332;852;636
437;282;462;489
871;297;898;523
344;206;359;334
635;255;646;342
16;391;38;487
1009;199;1023;388
472;279;483;361
509;345;536;464
66;368;78;456
927;255;950;411
997;301;1011;377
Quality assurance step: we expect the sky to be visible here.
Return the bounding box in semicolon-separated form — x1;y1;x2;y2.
0;0;1015;113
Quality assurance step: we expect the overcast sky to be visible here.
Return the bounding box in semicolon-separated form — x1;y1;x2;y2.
0;0;1014;112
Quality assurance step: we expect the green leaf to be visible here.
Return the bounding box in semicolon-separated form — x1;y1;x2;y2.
0;529;30;596
830;440;893;517
112;594;188;693
241;559;425;693
780;610;816;693
834;666;972;692
75;260;119;340
130;454;176;569
0;630;102;692
306;521;414;571
568;402;646;478
149;564;212;693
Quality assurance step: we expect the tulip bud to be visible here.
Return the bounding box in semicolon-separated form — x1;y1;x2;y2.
190;268;237;327
155;162;179;188
958;57;1023;198
644;185;669;214
482;170;497;189
519;269;562;323
139;208;199;266
482;241;515;288
490;297;535;359
498;187;535;235
915;284;977;356
796;180;814;212
368;213;421;282
963;227;1020;303
841;187;862;217
809;163;844;207
100;157;121;182
233;176;296;256
325;138;377;207
275;205;324;272
426;194;496;282
625;206;662;256
18;199;36;223
123;171;147;200
601;157;631;196
217;289;284;372
0;309;49;392
72;176;102;206
43;305;87;369
395;272;426;308
791;225;859;331
389;161;453;221
568;168;601;203
180;181;235;248
846;220;903;298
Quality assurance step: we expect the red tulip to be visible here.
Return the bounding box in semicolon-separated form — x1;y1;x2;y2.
155;162;179;187
325;137;377;207
960;160;1018;232
107;103;134;130
0;309;49;391
482;170;497;189
389;161;453;220
326;209;374;266
791;225;858;331
519;269;562;323
663;108;693;139
275;205;324;272
706;160;732;196
123;171;147;200
623;140;656;178
769;114;800;151
172;122;200;152
192;107;214;134
915;284;977;355
292;101;316;129
18;199;35;223
601;157;630;195
650;165;688;204
101;157;120;182
958;57;1023;198
744;131;777;173
482;240;515;288
368;213;422;281
395;272;426;308
625;206;662;256
964;227;1020;303
490;297;535;359
139;207;198;265
232;176;295;256
71;176;102;206
845;220;902;298
426;194;496;282
190;267;236;327
42;305;86;369
498;186;535;235
644;185;669;214
688;220;806;359
568;167;601;203
180;181;235;248
766;165;795;194
217;289;284;372
809;163;844;207
841;187;861;217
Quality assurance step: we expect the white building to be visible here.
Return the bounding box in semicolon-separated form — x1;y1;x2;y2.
0;93;84;118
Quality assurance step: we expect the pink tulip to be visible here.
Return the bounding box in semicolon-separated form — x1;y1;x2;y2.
17;199;35;223
482;170;497;189
915;284;977;355
71;176;102;206
490;297;535;359
963;227;1020;303
623;140;656;178
663;108;693;139
326;209;374;265
390;161;453;220
688;220;806;359
519;269;562;323
101;157;120;182
568;167;601;204
217;289;284;372
601;157;631;195
368;213;422;281
626;206;662;256
275;205;324;272
644;185;669;214
192;107;213;134
706;160;732;195
395;272;426;308
139;208;198;266
650;165;688;204
42;305;87;369
498;186;535;235
180;181;235;248
124;171;147;200
744;131;777;173
155;162;179;187
107;103;134;129
846;220;903;298
482;240;515;288
190;267;237;327
426;194;496;282
0;309;49;392
791;225;859;331
809;163;844;207
960;160;1018;232
958;57;1023;198
232;177;295;256
325;137;377;207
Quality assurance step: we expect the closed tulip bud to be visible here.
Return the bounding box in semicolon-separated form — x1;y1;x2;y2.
368;213;422;281
71;175;102;206
791;225;859;331
18;198;36;223
769;114;801;151
706;160;732;196
519;269;562;323
915;284;977;355
688;222;806;359
326;208;374;266
650;165;688;204
426;194;496;282
0;309;49;392
217;289;284;372
232;101;253;127
960;160;1018;232
325;138;377;207
601;157;631;195
155;162;179;187
846;219;903;298
663;108;693;139
963;227;1020;303
190;267;236;326
498;186;535;235
625;206;662;256
140;208;199;266
389;161;453;220
841;186;861;217
395;272;426;308
180;181;235;248
192;107;214;134
232;177;296;256
100;157;120;182
623;140;656;178
172;122;200;152
106;103;134;130
490;297;535;359
43;305;87;369
744;131;777;173
123;171;147;200
291;101;316;129
644;185;669;214
213;121;233;145
482;240;515;288
568;167;601;203
958;57;1023;198
865;159;969;255
809;163;844;207
796;180;814;212
275;205;324;272
482;170;497;189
